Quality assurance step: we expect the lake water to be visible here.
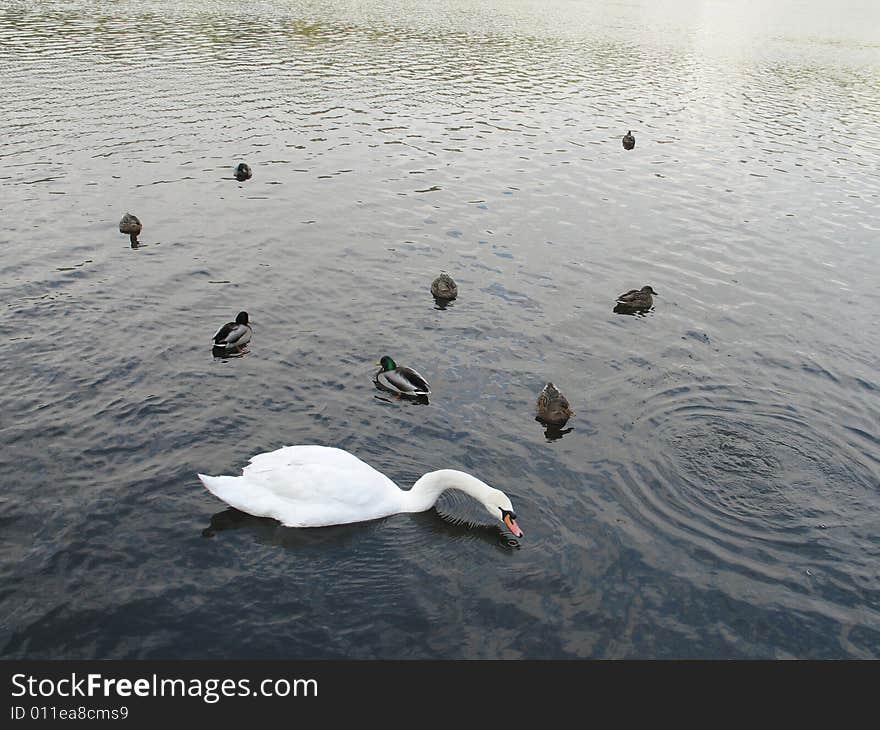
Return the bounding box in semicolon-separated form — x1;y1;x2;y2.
1;0;878;659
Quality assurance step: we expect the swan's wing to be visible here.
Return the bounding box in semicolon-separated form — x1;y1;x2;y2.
202;445;402;527
245;445;375;473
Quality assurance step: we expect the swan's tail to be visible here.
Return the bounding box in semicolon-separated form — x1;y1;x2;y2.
198;472;299;526
198;473;244;505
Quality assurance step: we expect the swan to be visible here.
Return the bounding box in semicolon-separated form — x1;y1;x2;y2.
622;130;635;150
197;445;524;537
212;310;252;349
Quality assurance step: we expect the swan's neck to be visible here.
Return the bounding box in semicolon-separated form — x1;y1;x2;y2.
402;470;494;513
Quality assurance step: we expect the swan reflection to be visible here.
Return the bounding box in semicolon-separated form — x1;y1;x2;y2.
411;509;520;549
204;506;519;549
203;507;367;548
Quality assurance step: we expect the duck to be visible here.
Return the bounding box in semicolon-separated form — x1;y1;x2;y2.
622;130;635;150
234;163;252;181
212;311;252;349
119;213;142;245
615;285;657;312
198;444;524;536
535;382;575;428
374;355;431;397
430;273;458;301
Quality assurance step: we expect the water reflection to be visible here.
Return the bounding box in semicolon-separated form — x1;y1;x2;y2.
205;506;518;549
212;345;249;360
203;507;368;549
539;422;573;441
372;390;430;406
613;303;653;316
412;510;520;550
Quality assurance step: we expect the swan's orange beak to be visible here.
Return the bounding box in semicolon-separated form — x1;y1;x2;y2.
503;513;524;538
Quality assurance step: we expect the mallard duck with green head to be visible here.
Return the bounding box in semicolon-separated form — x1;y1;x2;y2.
374;356;431;397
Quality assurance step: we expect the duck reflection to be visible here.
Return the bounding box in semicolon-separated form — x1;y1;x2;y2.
613;303;652;316
372;387;430;406
212;344;249;360
540;422;574;441
433;297;455;311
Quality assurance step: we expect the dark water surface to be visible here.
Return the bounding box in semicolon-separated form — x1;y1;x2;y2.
2;0;878;659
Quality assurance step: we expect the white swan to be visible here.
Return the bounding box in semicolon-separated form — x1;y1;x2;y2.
197;445;524;537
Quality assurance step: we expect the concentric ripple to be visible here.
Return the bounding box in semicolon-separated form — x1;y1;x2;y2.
608;375;880;631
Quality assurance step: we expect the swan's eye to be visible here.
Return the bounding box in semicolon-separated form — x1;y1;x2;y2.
500;508;516;520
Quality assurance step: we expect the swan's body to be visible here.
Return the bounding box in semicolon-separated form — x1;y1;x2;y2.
119;212;142;245
197;445;523;536
374;355;431;397
212;310;252;349
234;163;252;181
615;285;657;312
535;382;574;427
622;130;635;150
430;273;458;301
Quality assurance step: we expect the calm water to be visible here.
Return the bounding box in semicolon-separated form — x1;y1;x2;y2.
1;0;878;659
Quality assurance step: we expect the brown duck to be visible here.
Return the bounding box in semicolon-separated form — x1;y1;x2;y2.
535;382;574;428
119;213;142;245
430;273;458;301
615;285;657;312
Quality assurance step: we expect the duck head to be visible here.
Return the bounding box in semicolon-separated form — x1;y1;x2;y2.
377;355;397;371
235;311;249;325
641;286;658;295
